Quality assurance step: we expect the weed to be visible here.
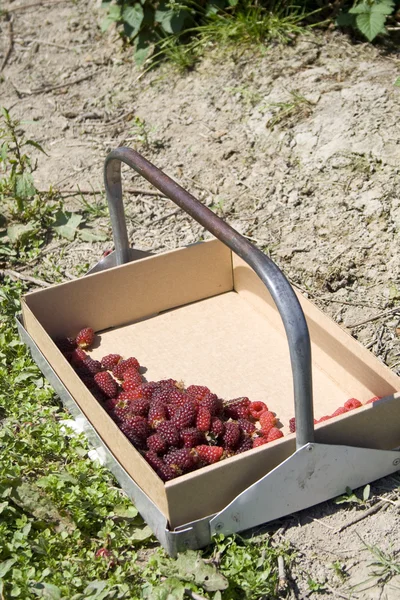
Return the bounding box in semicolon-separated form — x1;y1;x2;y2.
330;560;349;582
334;484;371;507
307;575;327;592
266;90;316;129
351;535;400;594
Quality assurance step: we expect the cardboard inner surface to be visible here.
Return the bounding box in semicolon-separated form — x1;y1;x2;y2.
90;291;353;429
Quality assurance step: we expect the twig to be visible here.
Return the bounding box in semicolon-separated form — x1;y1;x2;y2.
26;71;98;95
1;269;52;288
15;37;77;51
307;516;336;530
0;14;14;72
151;209;180;224
277;555;288;592
184;591;208;600
324;583;352;600
2;0;68;13
336;500;386;533
347;307;400;329
51;187;167;198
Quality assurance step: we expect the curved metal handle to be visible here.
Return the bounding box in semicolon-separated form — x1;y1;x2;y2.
104;147;314;448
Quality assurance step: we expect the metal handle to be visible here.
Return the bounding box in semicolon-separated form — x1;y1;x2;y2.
104;147;314;448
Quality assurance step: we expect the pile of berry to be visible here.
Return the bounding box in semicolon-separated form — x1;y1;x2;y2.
289;395;381;433
55;327;284;481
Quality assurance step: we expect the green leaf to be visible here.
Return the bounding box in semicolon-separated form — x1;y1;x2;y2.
24;140;48;156
155;2;187;34
0;557;16;578
336;12;356;26
78;228;108;242
123;4;144;38
349;3;370;14
112;504;138;519
172;551;228;592
15;171;36;199
394;77;400;87
100;4;122;32
7;222;38;244
128;525;154;544
356;10;386;40
31;582;62;599
52;210;83;241
151;578;185;600
371;0;394;15
134;30;154;66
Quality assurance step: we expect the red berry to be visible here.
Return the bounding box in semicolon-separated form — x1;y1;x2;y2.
55;337;77;353
71;347;88;366
94;371;119;398
81;357;102;376
366;396;382;404
123;368;142;385
238;418;256;436
222;422;241;449
167;389;188;407
148;401;168;429
144;451;176;481
210;417;225;438
186;385;211;403
164;448;197;474
76;327;95;349
198;393;223;416
128;397;150;417
114;399;132;421
266;427;284;442
331;406;347;417
235;436;254;454
156;421;180;448
180;427;206;448
147;433;168;454
193;445;224;464
289;417;296;433
344;398;362;411
101;354;122;370
122;378;142;393
224;397;251;420
249;401;269;420
259;410;277;429
113;357;140;380
253;437;269;448
171;402;197;430
196;406;212;432
120;415;149;448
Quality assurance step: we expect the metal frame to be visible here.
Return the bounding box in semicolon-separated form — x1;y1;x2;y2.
18;148;400;555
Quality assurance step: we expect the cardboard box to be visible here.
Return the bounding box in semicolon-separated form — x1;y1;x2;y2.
22;239;400;529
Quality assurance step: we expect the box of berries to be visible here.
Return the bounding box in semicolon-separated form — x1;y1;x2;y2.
21;239;400;529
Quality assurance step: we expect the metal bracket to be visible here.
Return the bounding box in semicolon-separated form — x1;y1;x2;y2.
209;443;400;536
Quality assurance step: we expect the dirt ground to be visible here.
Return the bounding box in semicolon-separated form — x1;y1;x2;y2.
1;0;400;598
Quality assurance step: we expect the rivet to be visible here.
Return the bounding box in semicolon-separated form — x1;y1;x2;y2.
214;522;224;531
393;458;400;466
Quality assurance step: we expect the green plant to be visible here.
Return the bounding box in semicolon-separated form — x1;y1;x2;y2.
337;0;396;41
266;90;316;129
334;484;371;506
351;536;400;593
307;576;327;592
330;560;348;582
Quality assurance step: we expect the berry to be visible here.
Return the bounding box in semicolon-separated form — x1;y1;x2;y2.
198;393;223;416
71;347;88;367
249;401;268;420
224;397;251;420
128;398;150;417
81;357;102;376
266;427;284;442
210;417;225;438
167;389;188;407
331;406;347;417
235;436;254;454
144;451;176;481
94;371;118;398
289;417;296;433
121;415;149;448
259;410;277;429
164;448;197;474
156;421;181;447
76;327;95;349
193;445;224;464
103;398;119;416
366;396;381;404
180;427;206;448
122;378;142;393
253;437;269;448
101;354;122;370
114;399;132;421
171;402;197;430
196;406;211;432
238;419;256;436
147;433;168;454
344;398;362;411
148;401;168;429
123;367;142;385
222;422;241;449
113;357;140;380
55;337;77;353
186;385;211;403
118;388;143;401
